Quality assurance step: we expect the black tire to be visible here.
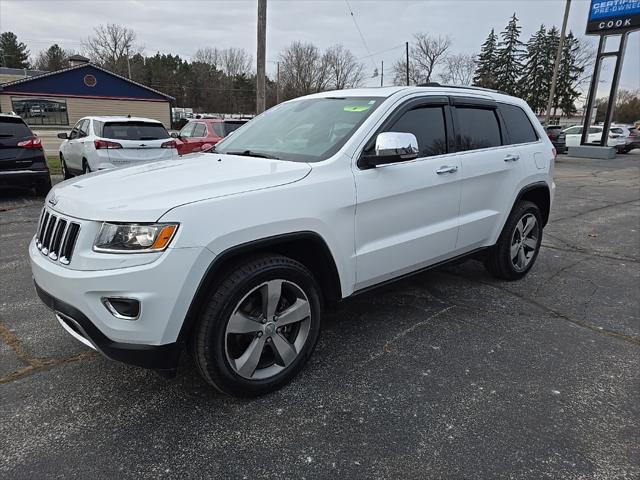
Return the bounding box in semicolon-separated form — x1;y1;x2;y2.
192;254;322;397
34;177;52;196
60;154;72;179
82;159;91;174
484;200;543;280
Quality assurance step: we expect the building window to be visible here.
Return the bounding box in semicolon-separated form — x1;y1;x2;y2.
11;97;69;126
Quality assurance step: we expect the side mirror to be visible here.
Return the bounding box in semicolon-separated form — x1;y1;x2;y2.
170;132;179;138
358;132;419;169
57;132;69;139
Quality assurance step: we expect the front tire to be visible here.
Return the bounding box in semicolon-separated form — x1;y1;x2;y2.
484;201;543;280
192;254;322;397
60;154;72;179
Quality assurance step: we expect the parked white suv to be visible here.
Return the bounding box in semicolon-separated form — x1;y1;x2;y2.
31;86;555;397
57;116;176;177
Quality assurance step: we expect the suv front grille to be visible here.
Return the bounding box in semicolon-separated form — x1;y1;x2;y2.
35;209;81;265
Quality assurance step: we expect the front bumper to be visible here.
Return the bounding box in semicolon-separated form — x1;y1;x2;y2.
30;237;216;368
35;282;181;369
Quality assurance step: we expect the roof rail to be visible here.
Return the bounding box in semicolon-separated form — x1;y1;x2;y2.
416;82;508;96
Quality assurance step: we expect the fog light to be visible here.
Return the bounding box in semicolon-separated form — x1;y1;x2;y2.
102;297;140;320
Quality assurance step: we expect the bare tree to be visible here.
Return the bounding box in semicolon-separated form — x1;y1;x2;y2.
323;44;364;90
220;47;252;77
193;47;252;77
438;53;477;86
279;41;329;100
392;33;452;85
82;24;141;75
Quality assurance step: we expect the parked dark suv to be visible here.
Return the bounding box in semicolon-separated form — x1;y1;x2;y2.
0;114;51;195
544;125;567;154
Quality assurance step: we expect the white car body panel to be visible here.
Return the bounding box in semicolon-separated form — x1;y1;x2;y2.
33;86;555;354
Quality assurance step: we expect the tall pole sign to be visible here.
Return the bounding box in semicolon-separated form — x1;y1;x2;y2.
581;0;640;147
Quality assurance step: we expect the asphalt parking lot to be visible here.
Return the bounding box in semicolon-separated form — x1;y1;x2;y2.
1;154;638;479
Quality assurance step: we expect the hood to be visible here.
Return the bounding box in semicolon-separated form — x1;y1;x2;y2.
47;153;311;221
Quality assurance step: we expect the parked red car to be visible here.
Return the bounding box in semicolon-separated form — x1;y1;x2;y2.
173;118;247;155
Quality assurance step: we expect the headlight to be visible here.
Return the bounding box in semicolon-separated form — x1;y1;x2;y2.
93;223;178;253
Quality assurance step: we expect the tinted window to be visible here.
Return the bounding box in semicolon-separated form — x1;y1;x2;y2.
102;121;169;140
192;123;207;137
387;106;447;157
500;104;538;144
223;121;246;136
455;107;501;151
564;126;582;134
588;127;602;134
0;116;32;139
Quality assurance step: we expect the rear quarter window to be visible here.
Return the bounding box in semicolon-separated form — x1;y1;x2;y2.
103;121;169;140
0;116;33;138
500;103;538;144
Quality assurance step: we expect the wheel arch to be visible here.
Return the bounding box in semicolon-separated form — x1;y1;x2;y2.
177;231;343;344
514;181;551;226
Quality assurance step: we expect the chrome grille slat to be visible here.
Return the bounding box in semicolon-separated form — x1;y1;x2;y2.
35;207;81;266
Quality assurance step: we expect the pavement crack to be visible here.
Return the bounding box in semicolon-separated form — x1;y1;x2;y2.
541;238;639;263
0;318;33;367
442;271;640;346
551;198;639;223
0;351;96;384
357;305;455;368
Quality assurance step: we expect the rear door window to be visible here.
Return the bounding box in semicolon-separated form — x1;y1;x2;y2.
387;106;448;157
0;116;33;140
103;121;169;140
455;107;502;151
192;123;207;138
499;103;538;144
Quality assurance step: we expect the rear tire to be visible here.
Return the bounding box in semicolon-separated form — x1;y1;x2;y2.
82;159;91;174
484;200;543;280
192;254;322;397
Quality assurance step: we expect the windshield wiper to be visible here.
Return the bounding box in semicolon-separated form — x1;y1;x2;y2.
226;150;280;160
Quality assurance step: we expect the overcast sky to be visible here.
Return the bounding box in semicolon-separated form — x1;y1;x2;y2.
1;0;638;95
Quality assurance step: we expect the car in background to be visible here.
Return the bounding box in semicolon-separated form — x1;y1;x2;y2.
173;118;247;155
563;125;627;152
57;116;177;178
0;113;51;195
622;127;639;153
544;125;566;154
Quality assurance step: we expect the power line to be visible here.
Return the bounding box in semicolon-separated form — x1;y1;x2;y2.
344;0;377;70
356;44;405;61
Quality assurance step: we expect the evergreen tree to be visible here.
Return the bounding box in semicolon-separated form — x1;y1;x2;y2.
33;44;71;71
473;28;499;88
555;32;583;116
494;14;523;95
0;32;30;68
520;25;550;114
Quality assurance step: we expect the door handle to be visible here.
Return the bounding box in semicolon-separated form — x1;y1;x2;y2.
436;165;458;175
504;154;520;162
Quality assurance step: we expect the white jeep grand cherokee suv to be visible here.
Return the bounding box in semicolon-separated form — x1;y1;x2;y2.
31;86;555;397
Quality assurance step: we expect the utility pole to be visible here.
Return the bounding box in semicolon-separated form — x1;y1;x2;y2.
381;61;384;87
276;61;280;104
405;41;410;86
256;0;267;114
545;0;571;125
126;48;132;79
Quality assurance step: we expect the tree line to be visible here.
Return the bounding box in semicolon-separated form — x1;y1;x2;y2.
1;21;638;120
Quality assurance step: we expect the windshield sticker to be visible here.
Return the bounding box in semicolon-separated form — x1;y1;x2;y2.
343;105;371;112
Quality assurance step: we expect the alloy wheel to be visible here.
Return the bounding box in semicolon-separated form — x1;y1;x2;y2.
510;213;539;272
224;279;312;380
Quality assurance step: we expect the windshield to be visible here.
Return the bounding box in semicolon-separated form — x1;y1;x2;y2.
214;97;383;162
